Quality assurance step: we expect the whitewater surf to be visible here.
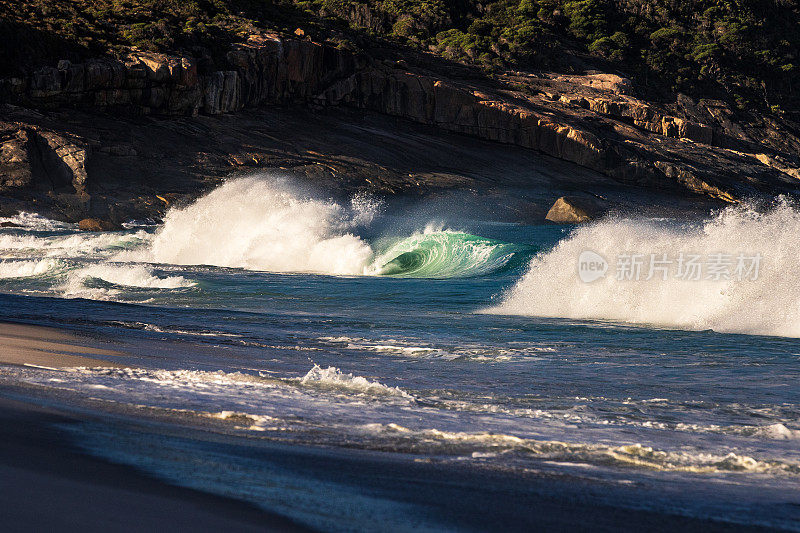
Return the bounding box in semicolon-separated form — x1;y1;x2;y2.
2;175;800;530
0;176;531;298
488;199;799;338
1;176;798;339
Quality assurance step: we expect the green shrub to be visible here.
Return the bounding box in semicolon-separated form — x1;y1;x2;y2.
2;0;798;112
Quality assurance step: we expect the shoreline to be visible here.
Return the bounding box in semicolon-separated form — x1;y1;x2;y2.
0;319;782;532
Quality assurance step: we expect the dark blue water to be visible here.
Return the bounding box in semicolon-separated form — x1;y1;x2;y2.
1;185;800;530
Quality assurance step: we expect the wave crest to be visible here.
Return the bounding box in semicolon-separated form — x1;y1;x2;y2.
122;177;524;279
298;364;414;399
367;230;524;278
0;258;65;278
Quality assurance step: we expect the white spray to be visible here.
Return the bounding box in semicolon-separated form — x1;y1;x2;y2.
136;177;377;275
489;200;800;338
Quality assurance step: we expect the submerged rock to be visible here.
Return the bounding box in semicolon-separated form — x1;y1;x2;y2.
545;196;608;224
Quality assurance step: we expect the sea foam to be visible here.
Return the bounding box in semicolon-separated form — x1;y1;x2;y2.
0;212;73;231
65;264;196;290
0;258;65;278
298;364;413;399
488;200;800;338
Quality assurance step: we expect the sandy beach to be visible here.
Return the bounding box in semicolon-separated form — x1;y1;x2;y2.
0;322;125;368
0;394;310;532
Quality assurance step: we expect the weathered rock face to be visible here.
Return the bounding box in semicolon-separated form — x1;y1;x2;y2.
554;73;635;96
0;120;91;218
34;131;89;197
0;127;33;188
316;66;800;202
317;70;615;182
1;31;800;214
545;196;609;224
1;35;357;116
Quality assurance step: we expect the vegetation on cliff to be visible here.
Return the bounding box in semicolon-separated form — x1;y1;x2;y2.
0;0;295;73
313;0;799;113
1;0;798;114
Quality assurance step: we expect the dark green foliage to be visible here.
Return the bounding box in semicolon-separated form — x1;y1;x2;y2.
293;0;798;111
562;0;612;42
2;0;798;112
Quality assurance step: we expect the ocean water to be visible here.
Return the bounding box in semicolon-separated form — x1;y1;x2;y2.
1;175;800;530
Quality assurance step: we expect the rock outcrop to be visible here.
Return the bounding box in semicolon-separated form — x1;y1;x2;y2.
1;35;357;116
1;31;800;220
0;120;91;219
0;103;723;224
34;131;89;197
545;196;609;224
0;127;33;189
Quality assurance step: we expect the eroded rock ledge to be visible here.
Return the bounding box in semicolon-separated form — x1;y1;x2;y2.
1;32;800;220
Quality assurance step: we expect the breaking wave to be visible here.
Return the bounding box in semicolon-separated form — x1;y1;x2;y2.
0;230;149;258
121;176;524;278
489;200;800;338
297;364;414;399
63;264;196;291
128;177;376;275
367;229;526;278
0;258;66;279
0;178;529;283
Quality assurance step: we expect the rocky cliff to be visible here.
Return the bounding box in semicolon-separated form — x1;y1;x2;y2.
1;31;799;222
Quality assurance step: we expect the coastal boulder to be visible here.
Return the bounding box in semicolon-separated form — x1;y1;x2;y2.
78;218;120;232
545;196;608;224
555;73;634;95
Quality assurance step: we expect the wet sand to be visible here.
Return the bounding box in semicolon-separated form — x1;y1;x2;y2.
0;395;309;532
0;322;307;531
0;322;124;368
